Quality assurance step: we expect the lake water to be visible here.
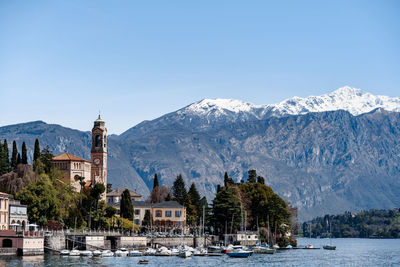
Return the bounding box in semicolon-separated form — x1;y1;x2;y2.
1;238;400;266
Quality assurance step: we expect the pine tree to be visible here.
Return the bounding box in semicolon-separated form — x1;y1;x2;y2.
0;141;3;175
11;140;18;170
248;169;257;183
188;183;201;225
172;174;187;205
33;139;41;162
257;176;265;184
0;140;10;174
17;153;21;165
21;142;28;164
120;189;134;219
224;172;229;187
153;173;159;189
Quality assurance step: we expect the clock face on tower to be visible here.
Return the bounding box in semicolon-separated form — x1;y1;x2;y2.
94;158;101;165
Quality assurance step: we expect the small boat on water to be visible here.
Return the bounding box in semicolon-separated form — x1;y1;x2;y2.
178;250;192;258
69;249;80;256
227;248;253;258
80;250;93;257
208;245;222;253
129;250;143;257
139;260;149;264
323;245;336;250
115;248;129;257
155;246;172;256
59;249;70;256
101;250;114;257
253;245;275;254
144;248;156;256
305;244;314;249
273;244;280;249
193;248;207;256
171;248;180;256
92;250;101;256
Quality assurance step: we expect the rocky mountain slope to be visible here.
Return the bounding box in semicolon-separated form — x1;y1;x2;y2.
1;87;400;220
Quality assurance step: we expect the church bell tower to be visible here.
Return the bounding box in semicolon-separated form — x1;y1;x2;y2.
91;115;107;191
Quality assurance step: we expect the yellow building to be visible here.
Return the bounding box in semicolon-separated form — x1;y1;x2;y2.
0;192;11;230
133;201;186;231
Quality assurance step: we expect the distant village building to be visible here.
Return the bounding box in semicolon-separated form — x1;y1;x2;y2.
52;115;108;199
0;192;10;230
224;231;259;246
133;201;186;230
106;188;142;207
9;200;28;231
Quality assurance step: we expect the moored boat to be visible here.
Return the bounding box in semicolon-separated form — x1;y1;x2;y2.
101;250;114;257
227;248;253;258
92;250;101;256
115;248;129;257
253;246;275;254
323;245;336;250
178;250;192;258
59;249;70;256
80;250;93;257
69;249;80;256
129;250;143;256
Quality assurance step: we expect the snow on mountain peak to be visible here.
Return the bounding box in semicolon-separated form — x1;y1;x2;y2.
182;98;262;115
271;86;400;116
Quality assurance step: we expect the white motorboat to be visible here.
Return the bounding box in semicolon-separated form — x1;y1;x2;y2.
101;250;114;257
171;248;180;256
273;244;280;249
305;244;314;249
92;250;101;256
155;246;172;256
193;248;207;256
69;249;80;256
115;248;129;257
129;250;143;257
178;250;192;258
144;248;156;256
80;250;93;257
60;249;69;256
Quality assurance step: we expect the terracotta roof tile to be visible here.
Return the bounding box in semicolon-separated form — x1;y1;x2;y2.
52;152;91;163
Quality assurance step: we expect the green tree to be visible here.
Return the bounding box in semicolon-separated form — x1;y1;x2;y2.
199;196;211;229
105;206;117;218
257;176;265;184
17;153;21;165
248;169;257;183
142;209;152;229
172;174;187;205
188;183;201;225
91;183;105;210
39;146;54;174
11;140;18;170
0;140;10;174
224;172;234;186
21;142;28;164
153;173;159;189
106;183;113;193
33;139;41;164
120;189;134;219
212;186;242;234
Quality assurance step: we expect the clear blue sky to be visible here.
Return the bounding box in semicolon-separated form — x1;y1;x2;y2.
1;0;399;134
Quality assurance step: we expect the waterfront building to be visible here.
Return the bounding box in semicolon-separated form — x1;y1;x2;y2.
132;201;186;231
224;231;259;246
52;115;108;198
0;192;10;230
9;200;28;231
106;188;142;207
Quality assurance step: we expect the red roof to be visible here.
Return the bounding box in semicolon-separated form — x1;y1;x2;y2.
52;152;91;163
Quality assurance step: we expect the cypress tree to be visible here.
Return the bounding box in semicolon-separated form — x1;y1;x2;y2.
172;174;187;205
17;153;21;165
11;140;18;170
248;169;257;183
224;172;229;187
33;139;41;162
21;142;27;164
0;140;10;174
153;173;159;189
0;141;3;175
120;189;134;219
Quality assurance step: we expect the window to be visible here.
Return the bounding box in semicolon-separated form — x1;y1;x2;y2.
134;219;140;225
165;211;172;217
155;210;162;217
175;211;181;218
134;209;140;215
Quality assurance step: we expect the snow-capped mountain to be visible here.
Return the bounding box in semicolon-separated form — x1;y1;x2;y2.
181;86;400;120
270;86;400;116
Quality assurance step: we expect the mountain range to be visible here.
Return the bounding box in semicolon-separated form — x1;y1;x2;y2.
1;86;400;221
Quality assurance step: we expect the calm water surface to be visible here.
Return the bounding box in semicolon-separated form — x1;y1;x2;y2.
1;238;400;267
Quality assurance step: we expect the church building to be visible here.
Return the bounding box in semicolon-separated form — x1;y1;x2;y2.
52;115;108;198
